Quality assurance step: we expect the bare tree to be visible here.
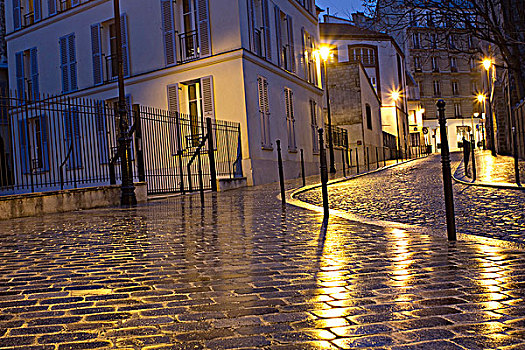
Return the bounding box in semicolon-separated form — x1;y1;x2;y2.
362;0;525;102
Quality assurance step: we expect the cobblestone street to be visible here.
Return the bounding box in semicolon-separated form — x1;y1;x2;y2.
298;154;525;244
2;179;525;349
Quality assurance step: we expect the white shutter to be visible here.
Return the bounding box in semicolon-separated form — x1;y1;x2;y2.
59;36;69;92
68;34;77;91
257;76;270;147
48;0;56;15
287;15;295;72
200;76;215;119
197;0;211;57
261;0;271;59
15;51;24;101
247;0;255;51
120;14;130;77
91;23;103;85
167;84;180;155
274;6;282;67
30;48;39;100
167;84;179;115
34;0;42;21
13;0;21;30
161;0;176;65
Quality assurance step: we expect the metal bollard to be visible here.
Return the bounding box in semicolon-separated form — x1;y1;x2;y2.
300;149;306;187
383;147;386;167
349;149;353;172
471;136;477;181
376;147;379;169
342;148;346;177
276;140;286;206
513;127;520;186
437;100;457;241
356;148;360;174
318;129;329;219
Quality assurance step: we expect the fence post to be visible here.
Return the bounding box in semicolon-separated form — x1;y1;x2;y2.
349;149;353;171
300;149;305;187
356;148;360;174
206;117;218;192
342;148;346;177
175;112;185;193
276;140;286;206
132;104;145;183
318;129;329;219
383;147;386;167
376;147;379;169
471;135;477;181
197;151;204;206
437;100;456;241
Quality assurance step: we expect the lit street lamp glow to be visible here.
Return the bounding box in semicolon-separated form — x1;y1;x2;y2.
482;58;492;71
392;90;400;102
319;46;332;62
477;94;486;103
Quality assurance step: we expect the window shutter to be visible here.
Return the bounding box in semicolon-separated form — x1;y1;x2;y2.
15;51;25;101
120;14;130;77
287;15;295;72
48;0;56;15
59;36;69;92
68;34;77;90
200;76;215;119
30;48;39;100
38;114;49;171
247;0;254;51
197;0;211;57
160;0;176;65
261;0;271;59
34;0;42;21
18;119;28;174
91;23;103;85
274;6;281;67
257;76;270;147
167;84;180;155
13;0;21;30
95;101;108;164
301;27;306;75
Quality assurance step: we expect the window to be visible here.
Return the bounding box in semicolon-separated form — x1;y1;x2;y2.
454;103;462;118
302;28;317;84
284;88;296;151
60;33;78;93
15;48;39;103
432;56;439;72
417;80;423;96
248;0;271;59
412;33;420;48
429;33;437;48
257;76;271;148
471;80;478;94
13;0;42;29
348;46;376;66
433;80;441;96
452;80;459;95
90;15;130;85
274;6;295;72
450;57;457;72
469;57;477;71
63;107;82;169
448;35;456;49
310;99;318;153
365;104;372;130
414;57;421;71
18;115;49;174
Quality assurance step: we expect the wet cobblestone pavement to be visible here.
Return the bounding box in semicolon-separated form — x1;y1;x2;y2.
297;154;525;244
2;182;525;349
471;150;525;184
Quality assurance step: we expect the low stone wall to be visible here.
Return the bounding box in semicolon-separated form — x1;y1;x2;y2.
217;177;247;191
0;182;147;220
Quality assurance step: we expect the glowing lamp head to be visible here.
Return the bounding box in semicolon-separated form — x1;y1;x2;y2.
477;94;485;103
392;91;400;101
482;58;492;71
474;112;479;117
319;46;331;61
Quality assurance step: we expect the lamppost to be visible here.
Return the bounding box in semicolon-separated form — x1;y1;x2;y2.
477;93;487;150
113;0;136;206
319;46;336;173
392;90;402;162
482;58;497;157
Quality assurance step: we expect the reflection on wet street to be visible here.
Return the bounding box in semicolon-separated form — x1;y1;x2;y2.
1;182;525;349
298;154;525;244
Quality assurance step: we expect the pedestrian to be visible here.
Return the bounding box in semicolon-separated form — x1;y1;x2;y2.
463;137;471;177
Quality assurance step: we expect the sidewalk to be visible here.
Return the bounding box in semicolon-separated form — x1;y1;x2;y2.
1;178;525;349
456;150;524;188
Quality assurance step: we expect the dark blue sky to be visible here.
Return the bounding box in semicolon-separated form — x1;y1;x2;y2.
316;0;366;20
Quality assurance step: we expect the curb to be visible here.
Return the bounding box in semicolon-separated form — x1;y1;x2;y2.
452;160;524;191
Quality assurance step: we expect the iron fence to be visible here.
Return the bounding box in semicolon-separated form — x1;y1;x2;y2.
327;126;348;149
0;91;242;197
514;99;525;159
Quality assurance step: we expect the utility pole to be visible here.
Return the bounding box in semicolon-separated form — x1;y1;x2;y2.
113;0;136;206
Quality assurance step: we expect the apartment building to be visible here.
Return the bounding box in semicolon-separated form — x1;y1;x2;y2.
5;0;324;187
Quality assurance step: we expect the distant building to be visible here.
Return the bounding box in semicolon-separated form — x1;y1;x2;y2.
4;0;324;188
320;20;414;162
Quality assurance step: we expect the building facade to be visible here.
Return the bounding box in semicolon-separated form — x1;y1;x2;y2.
5;0;324;187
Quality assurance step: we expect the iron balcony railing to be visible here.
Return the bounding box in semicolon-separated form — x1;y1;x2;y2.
179;30;199;63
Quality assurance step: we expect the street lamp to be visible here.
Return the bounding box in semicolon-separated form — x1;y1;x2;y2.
392;90;402;162
482;57;497;156
318;45;336;173
113;0;136;206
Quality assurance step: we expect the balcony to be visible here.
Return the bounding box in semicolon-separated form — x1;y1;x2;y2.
179;30;199;63
23;12;34;27
104;54;118;83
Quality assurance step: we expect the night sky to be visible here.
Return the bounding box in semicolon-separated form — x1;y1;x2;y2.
315;0;367;20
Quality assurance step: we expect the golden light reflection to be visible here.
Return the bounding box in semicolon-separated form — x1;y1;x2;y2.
389;229;415;288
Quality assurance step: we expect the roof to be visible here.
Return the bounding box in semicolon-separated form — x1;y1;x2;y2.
320;23;391;40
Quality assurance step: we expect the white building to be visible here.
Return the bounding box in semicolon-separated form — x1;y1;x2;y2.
5;0;324;187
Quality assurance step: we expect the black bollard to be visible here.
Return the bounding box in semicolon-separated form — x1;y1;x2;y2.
383;147;386;167
437;100;457;241
342;148;346;177
471;135;477;181
513;127;520;186
356;148;360;174
318;129;329;219
376;147;379;169
349;149;353;172
276;140;286;205
300;149;306;187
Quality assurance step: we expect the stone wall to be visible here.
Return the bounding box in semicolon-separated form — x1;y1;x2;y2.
326;62;363;126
